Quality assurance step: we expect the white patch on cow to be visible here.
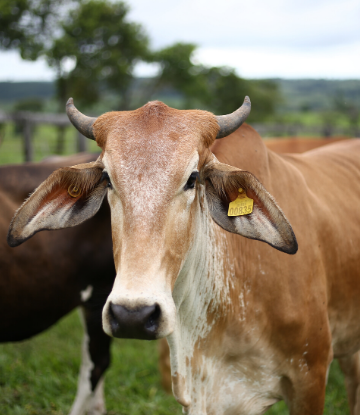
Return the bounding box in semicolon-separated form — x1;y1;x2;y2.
205;358;281;415
80;285;93;302
69;309;106;415
167;186;221;404
86;377;106;415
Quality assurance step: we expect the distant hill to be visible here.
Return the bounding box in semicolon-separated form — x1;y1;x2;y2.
1;79;359;112
0;82;54;102
271;79;360;112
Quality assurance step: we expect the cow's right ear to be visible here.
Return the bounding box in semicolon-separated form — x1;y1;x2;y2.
7;161;109;247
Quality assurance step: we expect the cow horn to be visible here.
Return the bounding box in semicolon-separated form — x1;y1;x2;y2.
66;98;97;140
216;96;251;139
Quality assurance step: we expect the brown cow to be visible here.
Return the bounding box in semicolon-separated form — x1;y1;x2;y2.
1;154;115;415
8;98;360;414
158;134;351;394
265;137;347;154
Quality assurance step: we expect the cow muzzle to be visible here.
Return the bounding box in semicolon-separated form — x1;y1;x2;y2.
102;288;176;340
108;302;161;340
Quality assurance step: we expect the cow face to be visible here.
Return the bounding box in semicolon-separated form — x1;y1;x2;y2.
94;102;220;339
8;99;297;341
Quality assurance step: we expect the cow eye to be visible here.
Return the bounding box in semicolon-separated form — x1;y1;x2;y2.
101;171;112;189
184;171;199;190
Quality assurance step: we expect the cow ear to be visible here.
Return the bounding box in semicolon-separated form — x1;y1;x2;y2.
203;161;298;254
8;161;109;247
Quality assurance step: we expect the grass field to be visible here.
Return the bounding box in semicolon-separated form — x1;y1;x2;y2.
0;310;350;415
0;126;352;414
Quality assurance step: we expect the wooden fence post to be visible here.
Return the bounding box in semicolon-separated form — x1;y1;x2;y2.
23;120;33;162
77;131;87;152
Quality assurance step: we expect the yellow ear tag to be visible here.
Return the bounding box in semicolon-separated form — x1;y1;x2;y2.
228;188;253;216
68;184;82;198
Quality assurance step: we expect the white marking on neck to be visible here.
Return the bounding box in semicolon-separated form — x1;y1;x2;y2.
167;185;283;414
168;183;233;407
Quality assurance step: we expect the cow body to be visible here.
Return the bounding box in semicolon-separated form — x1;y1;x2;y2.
166;127;360;414
1;154;115;415
8;100;360;414
264;136;346;153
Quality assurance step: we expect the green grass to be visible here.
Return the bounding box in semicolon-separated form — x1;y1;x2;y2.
0;311;180;415
0;310;350;414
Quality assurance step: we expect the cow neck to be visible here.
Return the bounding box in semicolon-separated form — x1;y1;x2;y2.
166;128;275;412
168;183;235;409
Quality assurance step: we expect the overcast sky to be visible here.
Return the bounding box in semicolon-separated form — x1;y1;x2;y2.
0;0;359;81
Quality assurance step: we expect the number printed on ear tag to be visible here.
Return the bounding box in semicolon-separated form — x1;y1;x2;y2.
228;188;253;216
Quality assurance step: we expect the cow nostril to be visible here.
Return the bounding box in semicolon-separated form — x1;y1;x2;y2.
109;302;119;329
108;302;161;339
145;304;161;331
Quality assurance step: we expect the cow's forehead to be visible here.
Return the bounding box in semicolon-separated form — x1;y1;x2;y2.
93;101;218;224
93;101;219;155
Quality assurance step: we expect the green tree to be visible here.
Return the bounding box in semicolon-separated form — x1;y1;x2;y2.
151;42;280;121
0;0;76;59
1;0;150;111
47;0;149;110
333;94;360;137
1;3;280;120
151;43;208;107
204;67;281;121
0;0;29;50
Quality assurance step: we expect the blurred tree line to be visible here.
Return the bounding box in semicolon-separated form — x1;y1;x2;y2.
1;0;278;121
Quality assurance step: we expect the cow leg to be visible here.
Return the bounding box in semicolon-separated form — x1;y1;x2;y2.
69;307;111;415
282;371;327;415
338;352;360;415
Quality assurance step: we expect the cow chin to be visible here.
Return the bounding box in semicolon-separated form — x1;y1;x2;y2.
102;288;176;340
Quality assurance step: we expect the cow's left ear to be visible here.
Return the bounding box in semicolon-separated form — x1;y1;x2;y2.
8;160;109;247
203;160;298;254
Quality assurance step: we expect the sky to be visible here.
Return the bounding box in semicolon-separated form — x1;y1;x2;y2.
0;0;359;81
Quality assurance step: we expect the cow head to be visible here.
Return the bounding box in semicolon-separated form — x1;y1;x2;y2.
8;98;297;341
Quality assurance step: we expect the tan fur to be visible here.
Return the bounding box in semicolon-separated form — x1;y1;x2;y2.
93;101;219;150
